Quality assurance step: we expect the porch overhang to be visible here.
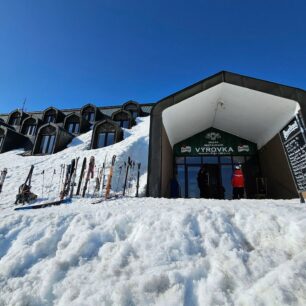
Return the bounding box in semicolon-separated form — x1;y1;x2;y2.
162;82;300;149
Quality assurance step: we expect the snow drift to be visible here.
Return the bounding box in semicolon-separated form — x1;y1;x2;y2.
0;116;306;305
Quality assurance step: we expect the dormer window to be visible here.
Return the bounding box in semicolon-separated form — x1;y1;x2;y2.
25;124;36;136
130;110;138;119
112;110;131;129
44;114;55;123
97;132;115;148
39;134;56;154
83;111;95;123
118;120;130;128
9;112;22;125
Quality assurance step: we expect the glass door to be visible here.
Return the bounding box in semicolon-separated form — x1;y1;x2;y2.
187;165;201;198
221;164;233;199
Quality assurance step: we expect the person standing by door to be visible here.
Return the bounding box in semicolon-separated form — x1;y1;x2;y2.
232;164;245;199
197;165;210;198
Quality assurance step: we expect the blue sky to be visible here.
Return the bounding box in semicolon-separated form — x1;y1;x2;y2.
0;0;305;113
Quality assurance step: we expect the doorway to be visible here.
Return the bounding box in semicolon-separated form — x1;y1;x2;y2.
187;164;222;198
175;155;260;199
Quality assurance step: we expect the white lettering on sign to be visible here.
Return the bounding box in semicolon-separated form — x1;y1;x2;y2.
195;147;234;154
283;121;299;141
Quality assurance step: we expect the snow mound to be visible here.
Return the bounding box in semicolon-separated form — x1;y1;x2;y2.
0;199;306;305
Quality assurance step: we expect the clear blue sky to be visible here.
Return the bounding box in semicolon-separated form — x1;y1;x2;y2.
0;0;305;113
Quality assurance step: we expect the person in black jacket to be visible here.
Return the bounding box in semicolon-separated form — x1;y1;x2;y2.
197;165;210;198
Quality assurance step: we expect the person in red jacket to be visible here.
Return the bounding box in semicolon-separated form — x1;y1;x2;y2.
232;164;245;199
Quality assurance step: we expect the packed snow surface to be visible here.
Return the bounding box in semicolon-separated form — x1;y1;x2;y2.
0;199;306;306
0;116;306;305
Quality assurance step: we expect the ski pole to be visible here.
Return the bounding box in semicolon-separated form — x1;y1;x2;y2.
47;169;56;198
58;165;63;194
41;170;45;199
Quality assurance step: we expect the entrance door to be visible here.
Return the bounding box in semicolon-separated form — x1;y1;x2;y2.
221;164;233;199
187;164;221;198
206;164;222;199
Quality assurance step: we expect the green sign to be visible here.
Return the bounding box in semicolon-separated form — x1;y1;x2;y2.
174;127;257;156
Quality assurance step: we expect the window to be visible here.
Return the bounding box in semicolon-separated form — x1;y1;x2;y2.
83;112;95;123
116;120;130;128
25;125;36;136
114;118;130;128
67;122;80;134
130;111;138;119
44;115;55;123
97;132;115;148
39;135;56;154
10;116;21;125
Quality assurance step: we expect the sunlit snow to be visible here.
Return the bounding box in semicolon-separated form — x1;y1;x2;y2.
0;117;306;306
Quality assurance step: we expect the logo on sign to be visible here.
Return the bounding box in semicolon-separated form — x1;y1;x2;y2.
205;132;221;141
237;145;250;152
283;120;298;141
181;146;191;153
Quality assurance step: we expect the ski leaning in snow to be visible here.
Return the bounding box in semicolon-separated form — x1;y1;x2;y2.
0;168;8;193
105;155;116;200
69;157;80;198
123;157;132;196
82;156;95;197
115;164;123;192
58;164;65;194
92;167;103;198
60;159;75;200
76;157;86;196
136;162;141;197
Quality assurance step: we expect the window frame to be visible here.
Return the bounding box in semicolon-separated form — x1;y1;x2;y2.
25;124;36;136
44;114;56;124
39;134;56;154
96;131;116;148
67;122;80;134
10;116;21;125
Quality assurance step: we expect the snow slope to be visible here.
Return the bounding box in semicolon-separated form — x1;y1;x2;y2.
0;116;150;209
0;116;306;305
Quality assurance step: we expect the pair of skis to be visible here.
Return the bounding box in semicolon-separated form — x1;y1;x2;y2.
60;158;78;200
82;156;95;197
123;157;141;197
91;155;116;204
